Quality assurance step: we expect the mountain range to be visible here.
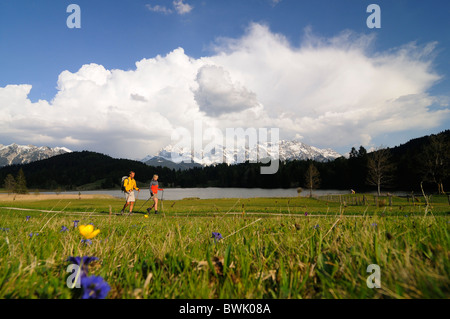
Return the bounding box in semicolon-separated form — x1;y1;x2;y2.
0;140;341;171
0;144;72;167
0;130;447;191
143;140;342;169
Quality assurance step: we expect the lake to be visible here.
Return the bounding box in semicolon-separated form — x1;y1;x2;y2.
44;188;407;200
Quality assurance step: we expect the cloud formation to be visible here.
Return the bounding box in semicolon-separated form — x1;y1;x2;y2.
146;0;193;15
145;4;173;15
0;23;448;159
173;0;193;15
194;65;260;117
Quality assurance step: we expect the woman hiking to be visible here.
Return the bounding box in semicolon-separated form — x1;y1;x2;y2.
121;171;140;215
147;174;164;214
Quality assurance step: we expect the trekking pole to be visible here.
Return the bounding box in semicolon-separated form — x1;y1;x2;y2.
136;197;151;213
161;190;165;216
135;190;140;206
136;188;154;213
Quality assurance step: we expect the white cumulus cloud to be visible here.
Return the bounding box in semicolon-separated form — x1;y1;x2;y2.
173;0;193;15
0;23;448;159
194;65;260;117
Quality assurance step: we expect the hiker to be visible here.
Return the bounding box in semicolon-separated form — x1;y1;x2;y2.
147;174;164;214
121;171;140;215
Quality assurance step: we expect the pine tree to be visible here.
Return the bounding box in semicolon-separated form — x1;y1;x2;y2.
4;174;16;194
14;169;28;194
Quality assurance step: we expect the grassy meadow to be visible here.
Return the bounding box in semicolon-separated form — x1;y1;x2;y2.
0;194;448;299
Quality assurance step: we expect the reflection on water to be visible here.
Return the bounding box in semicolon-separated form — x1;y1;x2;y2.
44;188;405;200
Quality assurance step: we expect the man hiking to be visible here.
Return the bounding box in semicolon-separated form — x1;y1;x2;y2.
121;171;140;215
147;174;164;214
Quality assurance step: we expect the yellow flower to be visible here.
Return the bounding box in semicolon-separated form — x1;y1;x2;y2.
144;215;149;218
79;224;100;240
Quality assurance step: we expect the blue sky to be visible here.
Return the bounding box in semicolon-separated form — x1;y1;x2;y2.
0;0;449;159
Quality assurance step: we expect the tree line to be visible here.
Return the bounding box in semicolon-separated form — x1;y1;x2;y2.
3;168;28;194
1;131;449;194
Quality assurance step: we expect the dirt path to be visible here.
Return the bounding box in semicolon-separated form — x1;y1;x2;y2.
0;206;369;218
0;206;109;217
0;194;115;201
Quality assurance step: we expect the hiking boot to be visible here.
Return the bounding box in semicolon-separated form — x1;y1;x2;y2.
120;210;124;215
154;210;158;214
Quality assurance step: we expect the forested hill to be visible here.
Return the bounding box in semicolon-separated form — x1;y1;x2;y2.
0;130;449;192
0;151;175;190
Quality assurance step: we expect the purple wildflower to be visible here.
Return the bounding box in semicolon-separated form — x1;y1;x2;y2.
313;224;319;229
61;226;69;232
81;239;92;245
73;220;80;228
304;212;308;216
1;228;10;232
371;223;378;227
211;232;223;242
26;216;31;222
81;276;111;299
28;232;39;238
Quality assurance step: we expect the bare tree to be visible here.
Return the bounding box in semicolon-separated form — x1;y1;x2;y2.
422;134;449;194
366;146;393;196
305;162;320;197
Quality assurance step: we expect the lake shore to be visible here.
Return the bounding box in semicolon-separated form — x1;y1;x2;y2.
0;193;115;201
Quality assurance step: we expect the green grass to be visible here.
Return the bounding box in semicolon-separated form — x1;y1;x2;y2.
1;194;449;216
0;196;449;299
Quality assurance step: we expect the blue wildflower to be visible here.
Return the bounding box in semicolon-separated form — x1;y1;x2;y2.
61;226;69;232
81;239;93;245
211;232;223;242
313;224;319;229
28;232;39;238
73;220;80;228
81;276;111;299
26;216;31;222
371;223;378;227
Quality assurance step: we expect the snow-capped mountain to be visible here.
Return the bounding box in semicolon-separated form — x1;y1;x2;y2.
276;140;342;162
0;143;72;167
142;140;341;168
